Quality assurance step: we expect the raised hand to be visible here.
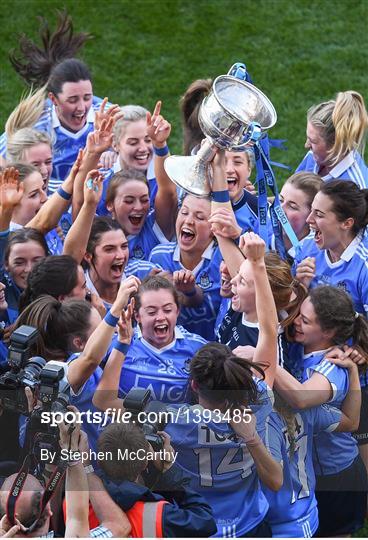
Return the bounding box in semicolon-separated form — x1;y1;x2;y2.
209;207;242;239
239;232;266;263
0;167;23;210
114;275;141;312
94;98;123;131
86;117;116;155
295;256;316;289
117;298;135;345
83;169;104;206
146;101;171;147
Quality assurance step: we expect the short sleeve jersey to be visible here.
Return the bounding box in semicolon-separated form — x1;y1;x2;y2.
296;150;368;189
166;379;273;537
264;406;341;537
149;242;222;340
293;232;368;316
118;325;207;404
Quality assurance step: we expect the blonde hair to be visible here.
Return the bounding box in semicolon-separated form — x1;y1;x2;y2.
307;90;368;167
6;128;52;163
5;86;48;138
113;105;148;147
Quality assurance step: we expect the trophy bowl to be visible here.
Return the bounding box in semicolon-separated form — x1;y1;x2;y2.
164;74;277;197
199;75;277;150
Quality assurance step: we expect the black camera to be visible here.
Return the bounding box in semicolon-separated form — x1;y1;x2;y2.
0;326;46;415
30;363;70;462
123;388;168;452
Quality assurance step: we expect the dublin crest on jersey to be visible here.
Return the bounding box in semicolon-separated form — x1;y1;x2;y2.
199;272;213;290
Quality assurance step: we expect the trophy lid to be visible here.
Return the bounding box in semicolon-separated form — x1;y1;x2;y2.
213;75;277;131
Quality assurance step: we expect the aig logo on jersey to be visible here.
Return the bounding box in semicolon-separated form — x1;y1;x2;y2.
199;272;213;290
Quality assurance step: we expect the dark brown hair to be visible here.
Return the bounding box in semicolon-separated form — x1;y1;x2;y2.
106;168;148;207
180;78;213;155
134;275;180;312
320;180;368;235
9;10;92;89
13;295;93;360
190;342;265;408
5;228;48;264
309;285;368;361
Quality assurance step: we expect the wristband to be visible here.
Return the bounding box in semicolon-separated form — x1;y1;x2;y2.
183;288;197;297
57;186;72;201
153;145;169;157
68;459;82;468
211;190;230;203
104;311;119;327
114;342;130;355
84;464;95;474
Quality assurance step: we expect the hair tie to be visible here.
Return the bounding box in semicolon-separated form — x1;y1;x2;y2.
355;312;360;319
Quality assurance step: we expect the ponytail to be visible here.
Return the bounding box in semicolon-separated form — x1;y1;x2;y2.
329;91;368;166
307;91;368;168
13;294;92;360
9;10;92;88
352;314;368;363
190;342;264;408
180;78;213;155
5;87;48;138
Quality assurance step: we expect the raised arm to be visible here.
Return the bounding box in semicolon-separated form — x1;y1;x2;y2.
72;117;116;220
92;300;134;412
67;276;140;393
59;413;90;538
0;167;23;232
240;232;278;388
148;101;178;240
78;428;131;538
63;170;103;264
26;151;83;234
208;151;244;278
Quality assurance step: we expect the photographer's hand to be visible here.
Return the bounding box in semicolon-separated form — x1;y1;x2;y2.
153;431;176;473
0;515;25;538
59;406;81;454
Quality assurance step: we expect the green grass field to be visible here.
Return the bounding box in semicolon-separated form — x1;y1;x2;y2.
0;0;367;180
0;1;368;535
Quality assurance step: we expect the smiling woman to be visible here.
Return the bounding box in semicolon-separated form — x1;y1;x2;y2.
294;180;368;316
0;11;107;191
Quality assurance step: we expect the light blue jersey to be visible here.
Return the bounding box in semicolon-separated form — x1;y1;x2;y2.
296;150;368;189
166;379;273;537
232;190;259;233
214;297;231;340
149;241;222;340
96;161;158;217
128;210;169;261
0;96;105;192
293;231;368;316
287;347;359;476
118;325;207;404
264;407;341;538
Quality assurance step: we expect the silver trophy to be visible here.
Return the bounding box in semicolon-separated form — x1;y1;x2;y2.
164;74;277;197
